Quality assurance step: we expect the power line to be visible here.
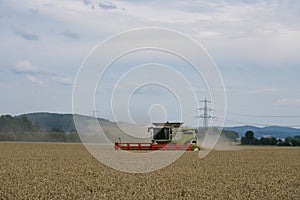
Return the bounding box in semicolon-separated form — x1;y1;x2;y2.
214;118;300;128
227;112;300;118
217;118;271;127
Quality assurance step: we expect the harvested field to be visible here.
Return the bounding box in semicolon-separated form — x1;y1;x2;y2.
0;142;299;199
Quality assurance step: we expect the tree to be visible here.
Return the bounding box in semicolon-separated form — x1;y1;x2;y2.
46;132;67;142
252;138;260;145
241;136;247;145
260;137;272;145
19;116;33;130
270;137;278;145
67;132;81;143
241;131;255;145
285;137;292;144
245;131;254;140
0;132;16;141
50;128;65;133
221;130;239;142
291;138;300;146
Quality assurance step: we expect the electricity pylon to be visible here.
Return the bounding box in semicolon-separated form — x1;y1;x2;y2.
198;98;214;128
90;110;98;118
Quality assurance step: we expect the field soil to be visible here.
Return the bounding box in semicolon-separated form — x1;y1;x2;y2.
0;142;299;199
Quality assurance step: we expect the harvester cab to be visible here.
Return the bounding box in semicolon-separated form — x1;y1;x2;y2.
148;122;183;144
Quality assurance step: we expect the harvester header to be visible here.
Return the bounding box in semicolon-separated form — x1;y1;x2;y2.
114;121;196;151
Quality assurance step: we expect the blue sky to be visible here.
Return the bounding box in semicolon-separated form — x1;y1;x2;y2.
1;0;300;127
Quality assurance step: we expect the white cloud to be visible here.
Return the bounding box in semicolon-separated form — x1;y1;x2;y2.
196;31;220;38
14;60;39;73
26;75;42;85
51;76;73;85
274;98;300;106
98;1;117;10
14;60;55;75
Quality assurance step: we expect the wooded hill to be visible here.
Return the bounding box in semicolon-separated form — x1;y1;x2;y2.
0;112;239;143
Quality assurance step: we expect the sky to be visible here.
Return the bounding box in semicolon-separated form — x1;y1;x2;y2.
1;0;300;127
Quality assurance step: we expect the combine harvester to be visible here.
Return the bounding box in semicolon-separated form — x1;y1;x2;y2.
114;122;198;151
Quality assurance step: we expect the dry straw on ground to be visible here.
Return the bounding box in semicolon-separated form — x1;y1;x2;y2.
0;142;299;199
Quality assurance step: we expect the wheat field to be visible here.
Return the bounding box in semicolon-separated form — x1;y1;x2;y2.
0;142;299;199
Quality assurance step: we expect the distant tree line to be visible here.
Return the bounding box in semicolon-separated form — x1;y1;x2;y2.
241;130;300;146
0;115;81;142
21;112;114;132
